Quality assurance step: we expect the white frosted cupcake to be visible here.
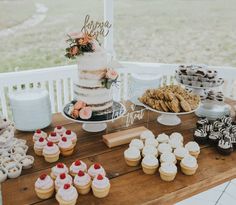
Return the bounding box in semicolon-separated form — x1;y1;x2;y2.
169;138;183;149
42;141;60;163
51;163;69;180
141;155;159;174
142;145;158;157
145;138;159;148
56;184;78;205
159;162;177;181
55;173;73;192
129;139;144;151
140;130;155;141
33;129;47;142
174;147;189;161
158;143;172;155
35;174;54;199
58;137;75;157
156;133;169;143
63;130;77;145
124;147;141;166
180;155;198;175
54;126;66;136
69;160;87;177
170;132;184;142
185;141;200;158
74;170;91;195
34;137;47;156
92;174;110;198
47;132;61;144
160;152;177;164
88;163;106;178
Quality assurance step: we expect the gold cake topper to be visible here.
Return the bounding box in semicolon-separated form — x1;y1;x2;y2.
81;15;112;41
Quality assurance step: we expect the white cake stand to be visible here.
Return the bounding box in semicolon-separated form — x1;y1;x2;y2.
62;101;126;132
140;102;199;126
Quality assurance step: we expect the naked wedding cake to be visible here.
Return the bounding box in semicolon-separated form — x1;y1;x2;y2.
65;32;118;119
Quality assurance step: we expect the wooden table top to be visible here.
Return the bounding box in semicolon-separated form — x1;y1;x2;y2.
2;101;236;205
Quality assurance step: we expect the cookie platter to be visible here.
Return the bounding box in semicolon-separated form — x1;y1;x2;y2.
62;101;126;132
139;85;201;126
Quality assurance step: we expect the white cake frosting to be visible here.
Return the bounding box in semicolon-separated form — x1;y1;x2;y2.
55;174;73;189
169;138;183;149
142;155;159;167
158;143;172;154
129;139;144;150
124;147;140;159
43;143;59;155
181;155;197;168
74;172;91;186
52;164;69;177
140;130;155;141
34;138;47;150
156;133;169;143
185;141;200;152
92;175;110;189
88;164;106;178
35;175;53;190
160;152;176;164
169;132;183;142
145;138;159;148
70;160;87;173
142;145;158;157
57;185;78;201
174;147;189;158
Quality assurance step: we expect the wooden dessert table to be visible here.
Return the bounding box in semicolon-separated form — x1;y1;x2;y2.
2;100;236;205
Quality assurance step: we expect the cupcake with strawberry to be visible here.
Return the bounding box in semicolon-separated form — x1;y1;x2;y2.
63;130;77;145
74;170;91;194
58;137;75;157
56;184;78;205
35;173;54;199
34;137;47;156
54;126;66;136
42;141;60;163
69;160;87;177
47;132;61;144
55;173;73;192
92;174;110;198
51;163;69;180
33;129;47;142
88;163;106;179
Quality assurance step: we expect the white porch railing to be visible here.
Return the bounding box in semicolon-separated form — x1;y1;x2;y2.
1;62;236;119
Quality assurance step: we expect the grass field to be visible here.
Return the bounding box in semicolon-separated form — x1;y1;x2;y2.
0;0;236;73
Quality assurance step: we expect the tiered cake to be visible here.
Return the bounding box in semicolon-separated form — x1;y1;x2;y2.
73;50;113;115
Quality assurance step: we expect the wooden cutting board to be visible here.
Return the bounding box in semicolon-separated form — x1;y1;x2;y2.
103;126;149;148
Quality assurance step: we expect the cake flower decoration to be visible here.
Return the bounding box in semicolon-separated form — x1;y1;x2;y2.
102;69;119;89
65;32;94;59
70;100;92;120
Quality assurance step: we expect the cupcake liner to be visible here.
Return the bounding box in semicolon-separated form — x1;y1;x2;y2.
56;193;78;205
159;169;176;182
35;186;55;199
34;148;43;156
92;184;110;198
125;156;141;167
44;151;60;163
189;150;200;159
180;163;198;175
141;163;158;175
74;181;91;195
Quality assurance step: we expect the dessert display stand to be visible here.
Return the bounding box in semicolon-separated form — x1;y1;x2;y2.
62;101;126;132
179;83;229;120
140;102;198;126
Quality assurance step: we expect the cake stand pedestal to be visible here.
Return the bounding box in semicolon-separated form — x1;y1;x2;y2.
62;101;126;132
82;123;107;132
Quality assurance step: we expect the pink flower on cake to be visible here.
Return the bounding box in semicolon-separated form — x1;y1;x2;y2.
74;100;86;110
106;69;118;80
70;46;79;56
79;107;92;119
